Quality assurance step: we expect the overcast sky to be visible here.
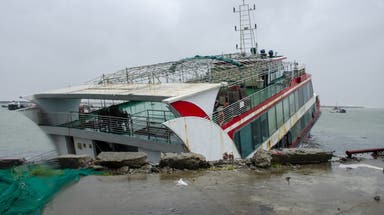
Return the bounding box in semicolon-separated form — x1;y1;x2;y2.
1;0;383;107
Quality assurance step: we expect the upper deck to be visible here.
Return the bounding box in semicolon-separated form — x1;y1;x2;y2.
28;82;223;102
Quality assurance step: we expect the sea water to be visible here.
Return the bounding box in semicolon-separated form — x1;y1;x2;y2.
308;107;384;156
0;106;383;159
0;107;55;159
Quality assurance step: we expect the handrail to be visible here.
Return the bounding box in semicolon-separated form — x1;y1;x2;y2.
208;66;306;126
38;112;181;145
209;80;287;126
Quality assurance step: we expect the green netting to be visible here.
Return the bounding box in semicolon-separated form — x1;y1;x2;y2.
169;55;244;73
0;165;95;215
190;55;244;67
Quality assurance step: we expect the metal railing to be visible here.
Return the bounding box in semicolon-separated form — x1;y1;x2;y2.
210;81;287;126
38;111;181;145
209;64;307;126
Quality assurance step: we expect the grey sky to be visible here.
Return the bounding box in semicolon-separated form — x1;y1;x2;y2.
1;0;383;107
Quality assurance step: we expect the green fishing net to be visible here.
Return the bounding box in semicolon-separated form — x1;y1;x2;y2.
0;165;94;215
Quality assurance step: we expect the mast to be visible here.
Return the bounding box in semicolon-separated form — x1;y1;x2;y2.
233;0;258;56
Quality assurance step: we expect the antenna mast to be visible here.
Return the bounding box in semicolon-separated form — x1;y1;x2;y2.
233;0;258;56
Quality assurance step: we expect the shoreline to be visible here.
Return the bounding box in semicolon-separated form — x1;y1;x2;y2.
43;158;384;215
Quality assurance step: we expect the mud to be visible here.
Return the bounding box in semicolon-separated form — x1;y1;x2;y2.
43;159;384;215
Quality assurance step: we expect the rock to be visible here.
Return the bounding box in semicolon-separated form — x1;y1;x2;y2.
117;166;130;175
374;195;380;201
96;152;147;168
285;176;291;185
150;165;161;173
55;154;92;169
161;166;174;174
0;158;26;169
90;165;106;171
271;148;333;165
132;164;152;174
159;152;209;170
251;150;272;168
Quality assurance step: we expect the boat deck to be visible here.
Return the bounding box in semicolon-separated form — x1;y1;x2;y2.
28;83;223;102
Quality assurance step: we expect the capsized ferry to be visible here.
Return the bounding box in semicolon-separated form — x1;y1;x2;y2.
22;1;320;162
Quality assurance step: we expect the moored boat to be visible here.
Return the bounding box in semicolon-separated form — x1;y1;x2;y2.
22;1;321;162
330;106;346;113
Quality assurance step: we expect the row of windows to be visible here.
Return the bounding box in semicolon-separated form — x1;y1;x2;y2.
234;113;269;158
268;81;313;135
234;81;314;158
289;104;316;143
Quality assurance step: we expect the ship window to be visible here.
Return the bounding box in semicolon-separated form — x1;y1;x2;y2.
77;142;82;149
301;115;306;131
234;132;241;156
294;91;299;112
251;118;262;149
302;83;308;103
268;106;277;135
309;82;314;98
289;93;295;116
305;82;313;102
276;101;284;128
291;121;299;141
298;87;304;107
239;123;253;158
283;97;290;122
233;123;255;158
304;82;311;103
260;113;269;142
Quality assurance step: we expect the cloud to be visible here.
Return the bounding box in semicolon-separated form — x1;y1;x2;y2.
0;0;383;107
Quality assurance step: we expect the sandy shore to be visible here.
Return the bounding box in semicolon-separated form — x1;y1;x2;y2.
43;159;384;215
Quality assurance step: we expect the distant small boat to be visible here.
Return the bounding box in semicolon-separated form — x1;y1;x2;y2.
6;101;32;111
7;102;25;111
330;106;346;113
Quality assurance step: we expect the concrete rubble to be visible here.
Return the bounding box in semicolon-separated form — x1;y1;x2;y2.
0;148;333;173
95;152;147;168
159;152;210;170
251;149;272;168
270;148;333;165
55;154;93;169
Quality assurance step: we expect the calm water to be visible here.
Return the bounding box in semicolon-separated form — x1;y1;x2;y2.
0;107;54;159
308;107;384;156
0;107;383;159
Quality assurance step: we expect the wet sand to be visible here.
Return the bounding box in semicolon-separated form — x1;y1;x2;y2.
43;159;384;215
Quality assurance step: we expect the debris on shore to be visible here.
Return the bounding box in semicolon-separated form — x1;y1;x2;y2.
95;152;147;168
55;154;92;169
270;148;333;165
0;148;335;175
159;152;210;170
0;157;26;169
251;149;272;168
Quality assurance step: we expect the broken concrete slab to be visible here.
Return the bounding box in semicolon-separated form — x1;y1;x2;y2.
55;154;93;169
251;150;272;168
271;148;333;165
159;152;210;170
96;152;147;168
